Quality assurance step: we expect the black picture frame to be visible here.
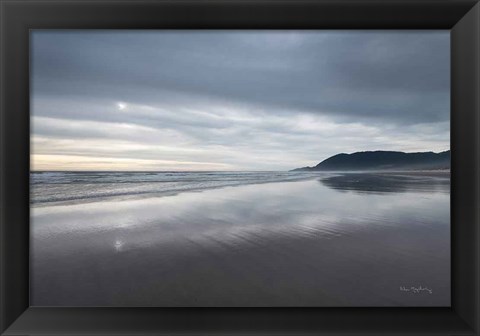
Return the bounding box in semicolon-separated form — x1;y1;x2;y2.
1;0;479;335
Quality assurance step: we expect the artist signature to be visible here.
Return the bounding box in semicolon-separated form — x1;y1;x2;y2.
400;285;433;294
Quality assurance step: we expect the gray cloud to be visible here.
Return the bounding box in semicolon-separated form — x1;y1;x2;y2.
31;30;450;171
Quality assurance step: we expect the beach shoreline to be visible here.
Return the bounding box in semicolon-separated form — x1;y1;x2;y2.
30;170;450;207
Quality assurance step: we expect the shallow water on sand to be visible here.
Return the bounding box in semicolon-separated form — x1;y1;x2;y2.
31;172;450;306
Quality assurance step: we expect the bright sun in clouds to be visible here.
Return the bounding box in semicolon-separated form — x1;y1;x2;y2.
117;102;127;110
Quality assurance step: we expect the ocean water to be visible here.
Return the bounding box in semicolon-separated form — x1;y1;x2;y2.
31;171;322;205
30;171;450;306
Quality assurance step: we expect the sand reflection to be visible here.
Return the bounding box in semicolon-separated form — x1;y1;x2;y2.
31;175;450;307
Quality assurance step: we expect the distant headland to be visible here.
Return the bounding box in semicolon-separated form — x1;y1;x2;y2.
292;150;450;172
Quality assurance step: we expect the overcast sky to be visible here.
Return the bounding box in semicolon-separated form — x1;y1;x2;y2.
31;30;450;171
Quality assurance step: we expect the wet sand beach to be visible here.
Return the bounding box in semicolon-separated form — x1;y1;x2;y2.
31;172;450;306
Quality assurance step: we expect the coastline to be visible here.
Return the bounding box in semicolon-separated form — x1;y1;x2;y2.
30;170;450;207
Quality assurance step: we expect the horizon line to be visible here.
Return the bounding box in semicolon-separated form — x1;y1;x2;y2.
30;148;451;173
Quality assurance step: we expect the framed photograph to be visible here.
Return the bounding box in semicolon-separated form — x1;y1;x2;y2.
1;0;479;335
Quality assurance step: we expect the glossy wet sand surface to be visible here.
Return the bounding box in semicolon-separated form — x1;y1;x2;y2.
31;173;450;306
